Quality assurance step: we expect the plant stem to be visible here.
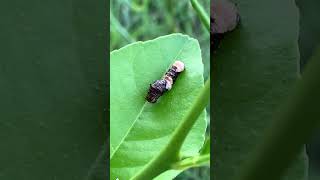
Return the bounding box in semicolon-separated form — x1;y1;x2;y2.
234;48;320;180
172;154;210;170
190;0;210;32
131;78;210;180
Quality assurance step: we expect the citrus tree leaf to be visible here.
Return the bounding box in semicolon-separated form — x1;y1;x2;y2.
0;1;107;180
295;0;320;71
110;33;207;179
154;170;182;180
200;136;210;155
295;1;320;179
212;0;307;179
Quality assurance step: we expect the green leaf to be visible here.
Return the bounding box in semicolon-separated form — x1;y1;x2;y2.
200;136;210;155
295;1;320;179
172;137;210;171
212;0;307;179
295;0;320;71
154;170;182;180
234;46;320;180
0;1;107;180
132;78;210;179
110;34;207;179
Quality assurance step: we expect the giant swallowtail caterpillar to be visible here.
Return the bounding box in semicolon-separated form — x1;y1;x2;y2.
146;61;185;103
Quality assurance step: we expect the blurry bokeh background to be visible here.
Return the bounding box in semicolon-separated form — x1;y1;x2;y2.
110;0;210;179
110;0;210;81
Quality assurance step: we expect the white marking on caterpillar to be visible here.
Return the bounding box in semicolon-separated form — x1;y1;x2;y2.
173;60;185;72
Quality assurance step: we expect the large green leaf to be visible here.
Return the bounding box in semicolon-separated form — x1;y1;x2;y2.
110;34;207;179
212;0;307;179
0;1;107;180
295;1;320;179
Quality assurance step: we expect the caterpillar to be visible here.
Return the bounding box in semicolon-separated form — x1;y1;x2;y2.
146;61;185;103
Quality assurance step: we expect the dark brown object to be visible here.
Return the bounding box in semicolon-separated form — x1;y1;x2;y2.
146;79;168;103
165;66;179;82
146;61;185;103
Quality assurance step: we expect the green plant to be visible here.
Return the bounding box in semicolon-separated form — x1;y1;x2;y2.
0;1;107;180
212;0;314;180
110;0;210;179
110;33;209;180
296;0;320;179
110;0;210;81
234;46;320;180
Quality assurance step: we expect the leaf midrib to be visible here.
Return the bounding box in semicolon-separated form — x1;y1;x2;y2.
110;102;148;159
110;39;190;161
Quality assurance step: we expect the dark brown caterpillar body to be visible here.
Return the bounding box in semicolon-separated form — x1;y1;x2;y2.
146;61;185;103
146;80;167;103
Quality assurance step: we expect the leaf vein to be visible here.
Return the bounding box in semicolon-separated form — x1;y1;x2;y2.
110;38;190;163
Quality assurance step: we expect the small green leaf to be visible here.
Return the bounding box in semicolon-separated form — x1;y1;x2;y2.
110;34;207;179
200;136;210;155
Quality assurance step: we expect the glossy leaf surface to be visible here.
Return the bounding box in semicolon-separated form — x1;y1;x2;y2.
212;0;307;179
0;1;107;180
110;34;207;179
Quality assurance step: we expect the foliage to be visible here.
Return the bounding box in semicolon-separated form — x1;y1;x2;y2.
212;0;307;179
295;0;320;179
110;0;210;179
234;46;320;180
0;1;107;180
110;0;210;80
110;34;208;179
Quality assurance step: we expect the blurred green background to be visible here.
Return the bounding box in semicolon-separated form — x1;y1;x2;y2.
110;0;210;81
110;0;210;179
